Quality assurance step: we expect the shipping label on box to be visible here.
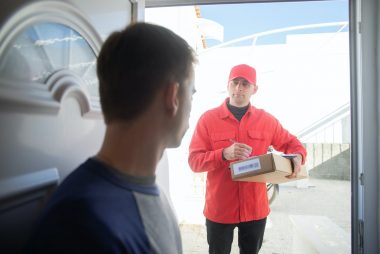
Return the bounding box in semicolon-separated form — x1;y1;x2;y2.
231;157;261;176
230;153;307;184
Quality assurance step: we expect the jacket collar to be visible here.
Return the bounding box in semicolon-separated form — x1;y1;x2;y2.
220;98;255;119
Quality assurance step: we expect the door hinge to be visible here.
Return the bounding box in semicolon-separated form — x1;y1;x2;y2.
359;173;364;185
359;219;364;253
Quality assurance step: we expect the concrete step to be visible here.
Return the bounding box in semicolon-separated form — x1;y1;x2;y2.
305;143;350;180
309;149;350;180
289;215;350;254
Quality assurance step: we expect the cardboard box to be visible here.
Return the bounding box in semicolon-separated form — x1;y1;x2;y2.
230;153;307;184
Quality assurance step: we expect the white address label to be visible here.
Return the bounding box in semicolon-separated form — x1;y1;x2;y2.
232;158;261;176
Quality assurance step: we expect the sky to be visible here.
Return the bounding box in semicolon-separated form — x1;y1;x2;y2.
199;0;348;46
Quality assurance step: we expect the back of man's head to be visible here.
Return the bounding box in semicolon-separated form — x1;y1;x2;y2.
97;22;196;124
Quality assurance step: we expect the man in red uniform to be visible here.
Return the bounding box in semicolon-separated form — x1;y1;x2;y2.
188;64;306;254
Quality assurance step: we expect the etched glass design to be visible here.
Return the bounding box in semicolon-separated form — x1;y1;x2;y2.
0;22;98;97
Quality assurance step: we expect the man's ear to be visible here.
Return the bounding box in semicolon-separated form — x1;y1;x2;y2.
253;85;259;94
165;82;179;117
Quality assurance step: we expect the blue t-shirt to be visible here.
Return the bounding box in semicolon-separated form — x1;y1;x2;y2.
25;158;182;254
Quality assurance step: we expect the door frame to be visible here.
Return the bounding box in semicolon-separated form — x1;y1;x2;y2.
144;0;380;253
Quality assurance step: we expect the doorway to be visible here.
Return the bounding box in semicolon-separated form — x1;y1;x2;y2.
146;1;351;253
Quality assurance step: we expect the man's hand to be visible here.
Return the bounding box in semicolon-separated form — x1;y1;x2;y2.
223;142;252;161
287;154;303;178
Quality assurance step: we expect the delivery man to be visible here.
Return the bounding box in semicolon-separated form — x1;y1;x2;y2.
188;64;306;254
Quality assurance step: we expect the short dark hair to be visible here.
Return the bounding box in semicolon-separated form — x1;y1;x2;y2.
97;22;196;124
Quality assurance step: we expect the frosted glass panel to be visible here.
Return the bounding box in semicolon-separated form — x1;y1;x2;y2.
0;22;98;97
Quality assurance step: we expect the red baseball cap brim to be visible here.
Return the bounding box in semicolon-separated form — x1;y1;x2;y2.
228;64;256;84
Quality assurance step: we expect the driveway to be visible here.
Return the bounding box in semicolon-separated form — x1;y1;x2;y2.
180;178;351;253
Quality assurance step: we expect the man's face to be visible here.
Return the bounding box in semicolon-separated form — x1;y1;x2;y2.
169;67;196;148
227;77;257;107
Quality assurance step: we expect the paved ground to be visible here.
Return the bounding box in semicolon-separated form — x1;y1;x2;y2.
180;178;351;253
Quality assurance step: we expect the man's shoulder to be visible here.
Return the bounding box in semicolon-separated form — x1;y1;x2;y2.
200;103;224;118
203;107;220;116
251;106;277;120
57;158;102;188
46;159;123;205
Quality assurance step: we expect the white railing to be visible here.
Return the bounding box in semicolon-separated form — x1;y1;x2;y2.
199;21;348;54
298;103;350;143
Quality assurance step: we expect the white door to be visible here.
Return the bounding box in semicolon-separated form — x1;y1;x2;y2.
0;1;142;253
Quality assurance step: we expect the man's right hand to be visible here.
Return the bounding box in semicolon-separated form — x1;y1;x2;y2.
223;142;252;161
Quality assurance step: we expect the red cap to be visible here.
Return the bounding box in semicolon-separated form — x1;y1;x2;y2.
228;64;256;84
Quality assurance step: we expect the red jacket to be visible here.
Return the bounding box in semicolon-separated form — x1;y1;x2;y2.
188;99;307;223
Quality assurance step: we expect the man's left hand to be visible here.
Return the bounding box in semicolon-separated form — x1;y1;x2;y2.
286;154;302;178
